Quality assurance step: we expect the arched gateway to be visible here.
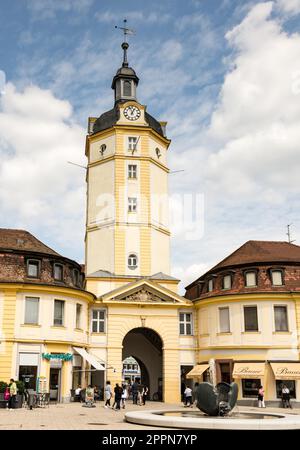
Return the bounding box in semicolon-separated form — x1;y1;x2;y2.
122;328;163;400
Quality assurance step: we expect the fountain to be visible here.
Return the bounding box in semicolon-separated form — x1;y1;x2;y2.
125;382;300;430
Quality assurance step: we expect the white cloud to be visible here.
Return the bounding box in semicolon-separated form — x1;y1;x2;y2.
276;0;300;15
204;1;300;200
26;0;94;19
0;83;86;258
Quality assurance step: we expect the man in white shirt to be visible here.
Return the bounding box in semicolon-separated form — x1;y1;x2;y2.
184;386;193;407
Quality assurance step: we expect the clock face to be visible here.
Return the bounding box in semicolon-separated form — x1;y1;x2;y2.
124;105;141;121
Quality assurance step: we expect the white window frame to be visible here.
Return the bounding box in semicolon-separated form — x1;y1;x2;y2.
271;270;284;286
128;136;138;152
27;259;40;278
53;299;65;327
222;274;232;290
75;303;82;329
128;197;137;213
54;263;63;281
91;309;106;333
128;253;138;270
24;297;40;325
243;304;259;332
245;270;257;287
179;312;193;336
128;164;137;179
273;304;289;332
208;278;214;292
219;306;230;333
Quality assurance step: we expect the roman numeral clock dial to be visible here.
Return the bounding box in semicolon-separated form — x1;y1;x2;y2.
124;105;141;121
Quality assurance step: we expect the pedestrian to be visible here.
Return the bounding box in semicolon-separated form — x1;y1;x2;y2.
142;385;149;405
4;386;10;410
113;383;122;410
184;385;193;407
104;381;112;408
75;385;81;402
257;385;266;408
121;384;128;409
85;385;94;407
281;384;292;408
131;380;138;405
8;379;17;410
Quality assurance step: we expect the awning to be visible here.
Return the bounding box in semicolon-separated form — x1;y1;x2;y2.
270;362;300;380
186;364;209;379
73;347;105;371
233;362;265;379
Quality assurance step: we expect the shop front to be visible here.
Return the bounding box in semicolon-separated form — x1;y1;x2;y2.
269;361;300;406
232;362;266;404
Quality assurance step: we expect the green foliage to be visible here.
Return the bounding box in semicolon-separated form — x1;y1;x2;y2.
0;381;8;393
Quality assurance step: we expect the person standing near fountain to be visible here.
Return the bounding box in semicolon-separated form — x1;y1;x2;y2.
184;385;193;407
258;385;266;408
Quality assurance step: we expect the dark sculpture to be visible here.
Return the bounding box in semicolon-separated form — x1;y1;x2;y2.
195;382;238;416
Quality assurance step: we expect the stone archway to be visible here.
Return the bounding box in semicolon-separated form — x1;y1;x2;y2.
122;327;163;400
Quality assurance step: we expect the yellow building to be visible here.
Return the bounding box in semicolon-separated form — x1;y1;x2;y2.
0;40;194;404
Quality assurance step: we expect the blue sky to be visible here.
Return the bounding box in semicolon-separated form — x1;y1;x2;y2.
1;0;300;292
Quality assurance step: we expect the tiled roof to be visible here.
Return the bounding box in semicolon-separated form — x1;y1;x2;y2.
186;240;300;289
0;228;60;256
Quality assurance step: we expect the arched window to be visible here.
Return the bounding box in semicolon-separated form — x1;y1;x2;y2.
128;253;138;269
123;80;132;97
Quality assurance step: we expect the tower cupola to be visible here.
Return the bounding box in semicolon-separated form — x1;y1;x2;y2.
111;41;139;104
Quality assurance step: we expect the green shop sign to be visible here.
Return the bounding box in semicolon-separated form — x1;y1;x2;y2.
42;353;73;361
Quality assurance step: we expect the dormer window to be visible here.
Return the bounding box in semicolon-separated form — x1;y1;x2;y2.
271;269;284;286
245;270;257;287
27;260;40;278
222;274;232;290
123;80;132;97
73;269;80;287
208;278;214;292
54;263;63;281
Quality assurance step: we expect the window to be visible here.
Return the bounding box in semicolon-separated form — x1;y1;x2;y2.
276;380;296;399
245;271;257;287
244;306;258;331
27;260;40;278
128;197;137;213
73;269;80;287
76;304;82;329
222;274;232;290
128;136;138;152
208;279;214;292
179;312;193;335
54;300;65;326
123;80;132;96
54;264;63;281
274;305;289;331
219;307;230;333
271;270;284;286
128;164;137;179
128;253;138;269
242;379;261;398
92;309;105;333
24;297;39;325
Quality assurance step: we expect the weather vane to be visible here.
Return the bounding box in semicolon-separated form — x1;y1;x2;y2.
115;19;135;43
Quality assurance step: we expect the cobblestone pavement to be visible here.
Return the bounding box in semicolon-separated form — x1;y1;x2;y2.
0;401;299;430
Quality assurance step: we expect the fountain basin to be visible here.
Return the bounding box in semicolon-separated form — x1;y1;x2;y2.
125;409;300;430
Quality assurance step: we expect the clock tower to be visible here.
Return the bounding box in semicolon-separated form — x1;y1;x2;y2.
85;39;173;293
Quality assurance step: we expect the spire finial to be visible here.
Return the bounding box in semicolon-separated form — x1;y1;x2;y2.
115;19;135;67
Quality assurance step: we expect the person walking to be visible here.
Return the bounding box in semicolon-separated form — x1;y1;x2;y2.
121;384;128;409
282;384;292;408
113;383;122;410
142;385;149;405
257;385;266;408
184;386;193;407
4;386;10;410
104;381;112;408
131;380;138;405
8;379;17;410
